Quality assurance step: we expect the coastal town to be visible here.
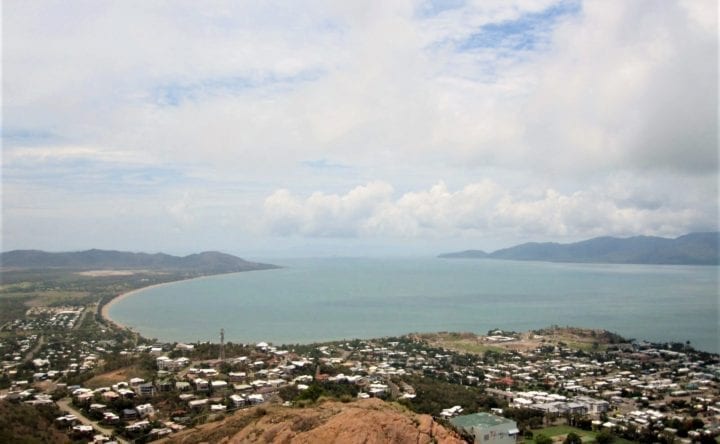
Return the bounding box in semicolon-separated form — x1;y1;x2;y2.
1;270;719;444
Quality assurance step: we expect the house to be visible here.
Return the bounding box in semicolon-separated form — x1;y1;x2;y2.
122;408;138;420
575;396;610;415
56;415;78;426
149;428;173;439
136;403;155;418
194;378;209;391
72;425;94;436
211;380;229;391
188;399;208;409
157;379;173;392
102;412;119;424
449;413;520;444
75;392;94;404
89;403;107;412
101;391;120;401
230;394;246;407
210;404;227;412
125;420;150;432
156;356;173;370
247;394;264;404
440;405;463;418
129;377;145;386
136;382;156;397
176;381;191;391
228;372;247;382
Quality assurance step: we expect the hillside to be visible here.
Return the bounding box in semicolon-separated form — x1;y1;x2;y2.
439;232;720;265
0;249;278;273
169;398;464;444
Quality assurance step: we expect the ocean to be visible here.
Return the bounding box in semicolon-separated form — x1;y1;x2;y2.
107;258;719;352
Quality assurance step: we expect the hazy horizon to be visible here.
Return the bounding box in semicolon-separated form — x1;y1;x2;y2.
3;1;718;255
2;230;718;260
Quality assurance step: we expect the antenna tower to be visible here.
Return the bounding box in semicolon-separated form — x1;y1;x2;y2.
219;328;225;361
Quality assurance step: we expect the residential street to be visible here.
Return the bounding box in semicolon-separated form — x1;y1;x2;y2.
56;397;129;444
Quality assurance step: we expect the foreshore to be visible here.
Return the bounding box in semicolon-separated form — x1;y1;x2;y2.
100;270;260;329
100;273;230;332
100;282;169;331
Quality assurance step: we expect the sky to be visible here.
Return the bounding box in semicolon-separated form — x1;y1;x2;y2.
2;0;718;258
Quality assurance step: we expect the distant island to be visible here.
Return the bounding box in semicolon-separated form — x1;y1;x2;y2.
0;249;279;273
439;232;720;265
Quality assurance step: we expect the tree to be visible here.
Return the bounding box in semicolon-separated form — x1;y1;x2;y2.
595;430;614;444
564;432;583;444
535;434;553;444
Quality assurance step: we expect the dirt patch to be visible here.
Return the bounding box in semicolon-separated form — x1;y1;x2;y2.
76;270;138;277
419;327;626;356
84;366;149;389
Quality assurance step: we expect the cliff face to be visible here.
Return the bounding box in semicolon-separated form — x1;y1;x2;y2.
171;399;464;444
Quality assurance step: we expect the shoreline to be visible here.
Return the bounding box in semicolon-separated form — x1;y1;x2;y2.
96;265;717;353
100;271;255;332
101;282;167;331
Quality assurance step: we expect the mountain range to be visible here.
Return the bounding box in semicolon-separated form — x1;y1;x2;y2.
439;232;720;265
0;249;278;273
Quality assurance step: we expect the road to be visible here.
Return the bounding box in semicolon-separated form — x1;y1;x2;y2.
23;335;44;363
56;397;129;444
73;305;92;330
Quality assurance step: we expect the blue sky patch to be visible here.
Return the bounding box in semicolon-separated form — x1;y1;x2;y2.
458;0;581;52
1;128;57;146
154;69;325;107
416;0;466;18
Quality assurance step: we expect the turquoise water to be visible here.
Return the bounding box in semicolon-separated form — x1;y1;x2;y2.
108;258;719;352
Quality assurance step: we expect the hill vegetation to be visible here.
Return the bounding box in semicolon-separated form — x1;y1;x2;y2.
439;232;719;265
0;249;278;273
0;402;71;444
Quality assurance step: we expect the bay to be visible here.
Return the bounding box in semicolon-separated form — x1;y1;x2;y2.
107;258;719;352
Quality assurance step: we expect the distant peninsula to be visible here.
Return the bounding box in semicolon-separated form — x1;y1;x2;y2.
0;249;279;273
439;232;720;265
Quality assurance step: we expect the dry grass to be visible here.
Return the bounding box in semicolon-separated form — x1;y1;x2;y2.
84;366;150;389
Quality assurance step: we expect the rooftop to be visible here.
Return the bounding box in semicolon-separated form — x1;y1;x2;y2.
450;412;515;429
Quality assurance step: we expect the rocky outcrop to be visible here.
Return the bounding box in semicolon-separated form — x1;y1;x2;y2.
170;398;464;444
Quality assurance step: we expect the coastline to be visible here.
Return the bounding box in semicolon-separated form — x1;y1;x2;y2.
101;281;180;331
96;261;718;353
100;272;248;332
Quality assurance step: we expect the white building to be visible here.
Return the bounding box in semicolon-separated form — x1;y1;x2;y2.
449;413;520;444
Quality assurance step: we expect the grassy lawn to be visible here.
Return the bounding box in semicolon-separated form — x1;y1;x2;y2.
524;425;595;443
524;425;636;443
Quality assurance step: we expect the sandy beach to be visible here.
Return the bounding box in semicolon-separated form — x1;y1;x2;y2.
99;272;245;331
100;279;192;331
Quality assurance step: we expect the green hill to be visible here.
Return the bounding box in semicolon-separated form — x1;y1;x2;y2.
0;249;278;273
439;232;719;265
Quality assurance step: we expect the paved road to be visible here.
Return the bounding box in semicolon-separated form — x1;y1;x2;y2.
56;397;129;444
73;305;92;330
23;335;44;363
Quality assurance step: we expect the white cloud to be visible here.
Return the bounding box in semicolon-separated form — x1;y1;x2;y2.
6;0;715;175
2;0;717;253
262;178;714;242
263;181;394;237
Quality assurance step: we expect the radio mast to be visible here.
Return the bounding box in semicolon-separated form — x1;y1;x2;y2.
219;328;225;362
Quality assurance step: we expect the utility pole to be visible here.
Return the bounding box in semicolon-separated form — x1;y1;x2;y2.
219;328;225;362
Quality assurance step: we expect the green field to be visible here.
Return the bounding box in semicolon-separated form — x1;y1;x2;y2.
524;425;636;443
